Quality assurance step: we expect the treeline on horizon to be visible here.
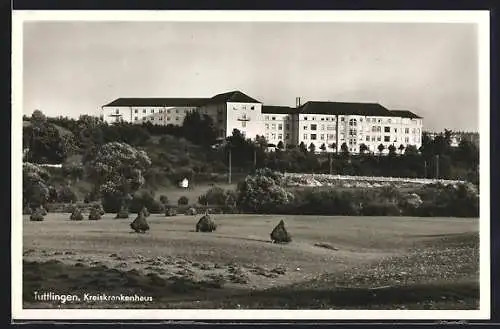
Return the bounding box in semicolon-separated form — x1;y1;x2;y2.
22;111;479;186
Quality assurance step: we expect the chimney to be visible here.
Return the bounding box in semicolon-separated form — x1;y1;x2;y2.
296;97;301;108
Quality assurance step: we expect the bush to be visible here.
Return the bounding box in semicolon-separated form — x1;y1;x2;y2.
198;186;226;206
141;206;150;217
178;196;189;206
196;214;217;232
361;202;401;216
185;207;197;216
129;191;164;214
102;194;123;213
165;207;177;217
115;205;129;219
30;207;45;221
70;208;84;221
289;189;361;216
57;186;78;203
159;195;169;205
40;206;48;216
88;208;102;220
93;203;105;215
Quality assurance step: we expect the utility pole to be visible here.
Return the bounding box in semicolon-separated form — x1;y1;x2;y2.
329;152;333;175
228;147;232;185
435;154;440;179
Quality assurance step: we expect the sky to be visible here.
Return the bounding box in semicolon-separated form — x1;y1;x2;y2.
22;20;480;132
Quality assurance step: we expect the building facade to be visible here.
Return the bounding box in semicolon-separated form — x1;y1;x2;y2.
102;91;423;154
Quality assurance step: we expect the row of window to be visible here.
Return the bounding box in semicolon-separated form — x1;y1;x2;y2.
263;115;288;121
302;134;336;141
233;105;255;110
265;133;291;140
115;108;193;115
134;116;181;121
265;123;290;130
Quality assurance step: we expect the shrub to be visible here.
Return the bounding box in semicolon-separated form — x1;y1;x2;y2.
57;186;78;203
165;207;177;217
270;220;292;243
88;208;102;220
102;193;123;213
93;203;105;215
198;186;226;206
130;212;150;233
185;207;197;216
290;189;360;216
115;205;129;219
40;206;48;216
196;214;217;232
70;208;84;221
361;202;401;216
159;195;169;205
30;207;45;221
141;206;150;217
129;191;164;214
178;196;189;206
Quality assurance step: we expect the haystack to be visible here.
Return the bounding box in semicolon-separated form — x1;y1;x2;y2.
270;219;292;243
88;207;102;220
196;213;217;232
130;212;150;233
70;208;84;221
30;207;45;221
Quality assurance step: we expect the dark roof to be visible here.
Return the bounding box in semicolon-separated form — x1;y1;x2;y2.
297;101;394;117
203;91;261;105
103;98;209;107
262;105;294;114
389;110;422;119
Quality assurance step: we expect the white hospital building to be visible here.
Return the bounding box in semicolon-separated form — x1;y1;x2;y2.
102;90;423;154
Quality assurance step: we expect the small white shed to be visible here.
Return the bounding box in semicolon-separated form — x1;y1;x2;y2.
179;177;189;188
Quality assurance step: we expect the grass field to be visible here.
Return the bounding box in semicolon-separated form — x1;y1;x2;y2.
22;213;479;309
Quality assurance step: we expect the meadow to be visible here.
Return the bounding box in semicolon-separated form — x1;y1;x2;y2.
22;213;479;309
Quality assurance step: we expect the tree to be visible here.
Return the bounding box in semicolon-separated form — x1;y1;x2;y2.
236;168;294;213
320;143;327;152
388;144;397;157
182;111;218;147
398;144;406;154
277;141;285;151
308;143;316;153
359;143;369;154
340;142;349;156
329;142;337;153
378;144;385;155
404;145;419;156
299;142;307;153
23;162;50;208
87;142;151;209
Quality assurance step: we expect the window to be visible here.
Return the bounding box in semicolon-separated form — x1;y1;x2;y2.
286;133;290;140
311;124;317;130
176;110;179;113
360;118;363;122
167;109;171;113
272;116;276;120
320;134;325;140
366;136;370;141
251;106;255;110
377;136;381;142
167;117;171;121
328;134;334;140
412;128;416;134
405;128;409;134
151;109;154;113
176;117;179;121
372;126;377;133
271;133;276;139
242;105;247;110
264;115;269;120
286;124;290;130
278;124;283;130
378;119;381;123
327;125;334;131
304;117;308;120
405;137;410;143
242;121;246;128
311;134;317;140
378;126;382;132
417;128;420;134
384;127;390;133
384;136;390;142
272;124;276;130
159;117;163;121
394;128;397;133
388;119;392;124
142;117;146;121
303;134;308;140
340;117;345;122
303;125;308;130
321;118;325;121
278;133;283;140
134;109;138;113
321;125;325;131
134;116;138;121
115;109;119;114
349;119;357;126
312;117;316;120
143;109;146;113
265;133;269;139
349;129;357;136
372;136;376;142
265;124;269;129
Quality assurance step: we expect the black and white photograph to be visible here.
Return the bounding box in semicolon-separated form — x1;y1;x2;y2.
12;10;490;320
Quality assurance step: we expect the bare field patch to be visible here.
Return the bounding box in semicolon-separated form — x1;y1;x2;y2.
22;214;479;309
